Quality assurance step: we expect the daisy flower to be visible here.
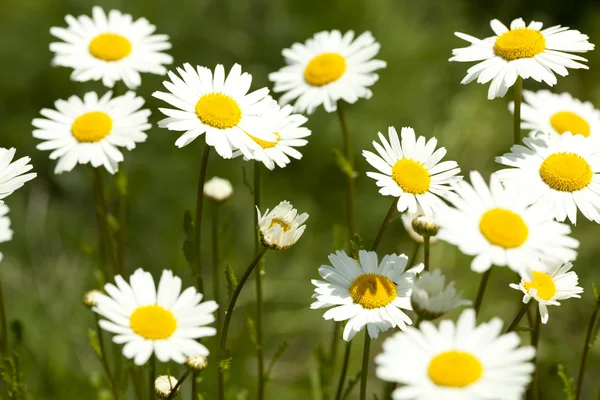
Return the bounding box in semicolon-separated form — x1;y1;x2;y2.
0;204;12;262
235;103;311;170
0;148;36;201
204;177;233;202
269;30;386;114
50;6;173;89
450;18;594;99
93;268;218;365
375;309;535;400
257;201;308;250
511;90;600;140
32;91;150;174
495;131;600;224
437;171;578;273
153;63;276;159
411;269;471;321
510;261;582;324
154;375;179;400
311;250;423;341
363;126;461;215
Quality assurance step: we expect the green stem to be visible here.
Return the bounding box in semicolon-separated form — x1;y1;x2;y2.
191;372;197;400
423;236;430;272
327;321;341;398
149;356;155;400
115;167;127;276
334;341;352;400
505;301;531;332
382;382;396;400
575;296;600;399
92;168;115;282
359;334;371;400
94;314;119;399
514;76;523;145
370;198;399;252
474;268;493;315
130;367;143;400
166;368;192;400
220;247;269;350
528;311;541;400
254;162;265;400
0;280;9;357
194;145;211;293
337;105;357;252
213;202;225;400
408;242;421;267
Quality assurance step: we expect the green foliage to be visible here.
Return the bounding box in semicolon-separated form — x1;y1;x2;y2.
88;328;102;359
219;357;232;372
225;264;238;301
341;370;362;400
246;314;258;347
589;283;600;348
1;353;27;399
332;149;358;179
556;364;576;400
265;340;290;382
351;233;365;256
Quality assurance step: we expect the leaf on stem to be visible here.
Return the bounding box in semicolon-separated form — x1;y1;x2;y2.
333;149;358;178
183;210;193;237
265;340;290;382
218;356;232;372
351;233;364;256
88;328;102;358
513;326;533;333
557;364;576;400
246;314;258;347
341;370;361;400
1;352;27;399
225;264;238;301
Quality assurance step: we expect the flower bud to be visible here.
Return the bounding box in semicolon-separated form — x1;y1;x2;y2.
185;355;208;372
204;177;233;202
154;375;179;399
411;215;439;237
83;289;103;308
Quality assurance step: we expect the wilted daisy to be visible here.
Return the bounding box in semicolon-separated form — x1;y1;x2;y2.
450;18;594;99
204;177;233;202
363;126;461;215
93;269;218;365
0;148;36;201
235;103;311;170
510;262;582;324
0;204;12;262
495;131;600;224
154;375;179;399
512;90;600;140
437;171;578;273
311;250;423;341
257;201;308;250
32;91;151;174
375;309;535;399
269;30;386;114
50;6;172;89
411;269;471;321
154;63;276;159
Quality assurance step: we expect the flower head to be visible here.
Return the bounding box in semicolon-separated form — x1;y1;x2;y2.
0;148;36;201
154;375;179;399
83;289;103;308
311;250;423;341
204;177;233;202
411;269;471;321
269;30;386;114
0;204;12;263
257;201;308;250
50;6;173;89
185;355;208;371
450;18;594;99
401;211;440;245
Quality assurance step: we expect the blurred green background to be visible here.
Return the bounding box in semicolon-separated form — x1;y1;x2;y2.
2;0;600;398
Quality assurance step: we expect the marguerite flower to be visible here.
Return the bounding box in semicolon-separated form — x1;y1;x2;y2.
154;375;179;400
450;18;594;99
375;309;535;400
0;204;12;262
32;91;151;174
0;148;36;201
411;269;471;321
269;30;386;114
50;6;173;89
401;211;440;245
495;131;600;224
511;90;600;140
204;177;233;202
363;127;461;215
153;63;276;159
510;261;582;324
437;171;578;273
235;103;311;170
93;268;218;365
257;201;308;250
311;250;423;341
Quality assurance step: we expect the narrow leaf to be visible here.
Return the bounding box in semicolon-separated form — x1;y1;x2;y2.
557;364;576;400
183;240;195;266
246;314;258;347
333;149;358;178
88;328;102;358
225;264;238;301
265;341;290;381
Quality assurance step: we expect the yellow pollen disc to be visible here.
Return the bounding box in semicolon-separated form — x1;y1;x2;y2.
250;132;280;149
270;218;290;232
304;53;346;86
391;159;431;195
130;305;177;340
479;208;528;249
71;111;113;142
349;273;397;309
524;271;557;300
550;111;591;137
428;351;483;388
195;93;242;129
539;152;592;192
89;33;132;61
493;28;546;60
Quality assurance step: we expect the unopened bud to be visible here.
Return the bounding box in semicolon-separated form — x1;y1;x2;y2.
83;290;103;308
154;375;179;399
411;215;439;237
185;355;208;372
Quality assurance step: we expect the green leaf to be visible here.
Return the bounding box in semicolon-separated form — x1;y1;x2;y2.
333;149;358;179
557;364;576;400
246;314;258;347
593;282;599;304
218;357;232;372
88;328;102;359
184;210;193;237
107;213;119;232
183;240;195;266
225;264;238;301
1;352;27;399
265;340;290;382
513;326;533;333
116;168;128;196
341;370;362;400
351;233;364;257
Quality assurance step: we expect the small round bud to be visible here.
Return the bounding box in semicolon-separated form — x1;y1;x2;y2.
185;355;208;371
83;290;103;308
411;215;439;237
154;375;179;399
204;177;233;202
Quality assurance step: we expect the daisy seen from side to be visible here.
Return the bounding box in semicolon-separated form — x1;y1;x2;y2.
411;269;472;321
257;200;308;250
0;148;36;201
0;204;12;262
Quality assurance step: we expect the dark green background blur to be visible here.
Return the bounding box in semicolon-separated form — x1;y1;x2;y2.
2;0;600;398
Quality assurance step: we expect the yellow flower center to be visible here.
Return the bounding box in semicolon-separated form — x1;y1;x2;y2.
524;271;557;300
270;218;290;232
71;111;113;142
195;93;242;129
250;132;280;149
89;33;132;61
391;159;431;195
493;28;546;61
129;305;177;340
428;351;483;388
304;53;347;86
550;111;591;137
479;208;528;249
349;273;397;309
539;152;592;192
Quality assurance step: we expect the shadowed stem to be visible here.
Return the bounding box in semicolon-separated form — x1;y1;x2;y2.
166;368;192;400
130;367;143;400
191;372;197;400
115;167;127;276
505;301;531;332
575;294;600;399
474;268;493;315
254;162;266;400
194;145;211;293
371;198;399;252
212;202;225;400
92;168;115;282
94;314;119;399
149;356;155;400
337;105;356;251
334;341;352;400
528;311;541;400
423;236;431;272
408;242;421;267
514;76;523;145
359;334;371;400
